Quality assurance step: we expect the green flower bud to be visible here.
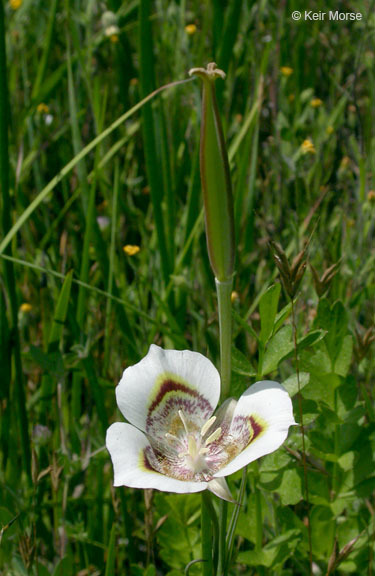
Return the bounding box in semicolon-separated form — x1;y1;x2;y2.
189;63;235;282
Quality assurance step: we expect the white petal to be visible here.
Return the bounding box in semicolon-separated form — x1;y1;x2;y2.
106;422;207;494
208;477;235;502
214;381;296;478
116;345;220;436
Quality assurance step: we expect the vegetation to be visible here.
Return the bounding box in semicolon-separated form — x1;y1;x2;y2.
1;0;374;574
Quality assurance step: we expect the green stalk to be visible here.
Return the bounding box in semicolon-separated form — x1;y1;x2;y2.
192;62;235;575
201;493;214;576
215;279;233;400
0;0;31;480
217;500;228;576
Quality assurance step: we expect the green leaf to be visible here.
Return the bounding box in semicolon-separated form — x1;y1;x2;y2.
335;335;353;377
315;298;348;368
261;325;293;375
237;529;301;568
282;372;310;397
259;283;281;344
105;524;116;576
231;346;256;376
277;469;303;505
48;270;73;351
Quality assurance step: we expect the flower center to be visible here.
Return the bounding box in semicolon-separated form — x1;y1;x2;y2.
165;410;222;476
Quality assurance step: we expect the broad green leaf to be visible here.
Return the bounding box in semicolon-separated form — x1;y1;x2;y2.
315;298;348;368
282;372;310;397
237;529;301;568
259;283;281;344
278;469;303;505
231;346;256;376
335;335;353;377
310;506;335;559
262;325;293;375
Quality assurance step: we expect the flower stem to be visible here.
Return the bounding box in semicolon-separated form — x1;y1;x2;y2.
201;492;214;576
217;500;227;575
215;278;233;400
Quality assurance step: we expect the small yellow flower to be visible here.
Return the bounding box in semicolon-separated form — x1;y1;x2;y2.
110;34;119;43
37;103;49;114
340;156;350;169
20;302;32;313
185;24;197;35
281;66;293;77
123;245;140;256
230;291;239;303
326;125;334;135
301;139;316;154
367;190;375;202
289;94;295;102
10;0;22;9
310;98;323;108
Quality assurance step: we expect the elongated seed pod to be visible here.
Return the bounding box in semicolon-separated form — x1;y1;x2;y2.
189;63;235;283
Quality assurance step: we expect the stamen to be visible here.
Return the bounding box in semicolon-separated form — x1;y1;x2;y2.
165;432;185;449
205;427;222;445
178;410;190;435
200;416;217;437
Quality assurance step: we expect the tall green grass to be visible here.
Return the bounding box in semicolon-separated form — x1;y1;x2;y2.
0;1;374;575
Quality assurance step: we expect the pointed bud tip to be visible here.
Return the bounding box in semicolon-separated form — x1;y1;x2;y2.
189;62;226;81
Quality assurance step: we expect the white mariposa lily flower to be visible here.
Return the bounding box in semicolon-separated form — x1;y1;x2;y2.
106;345;296;501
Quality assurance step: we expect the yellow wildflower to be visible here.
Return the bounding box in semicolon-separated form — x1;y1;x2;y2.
301;139;316;154
340;156;350;169
110;34;119;43
123;245;140;256
185;24;197;35
20;302;32;313
10;0;22;9
37;103;49;114
281;66;293;77
289;94;295;102
231;291;239;303
310;98;323;108
326;126;334;135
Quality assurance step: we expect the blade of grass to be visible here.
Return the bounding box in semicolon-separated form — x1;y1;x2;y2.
139;0;171;285
0;0;31;480
31;0;59;102
104;161;120;372
40;271;73;421
0;77;194;257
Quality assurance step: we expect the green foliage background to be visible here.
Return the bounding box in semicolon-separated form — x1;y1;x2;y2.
0;0;374;574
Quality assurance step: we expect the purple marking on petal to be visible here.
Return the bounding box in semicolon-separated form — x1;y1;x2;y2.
146;378;213;439
249;415;264;440
149;380;200;414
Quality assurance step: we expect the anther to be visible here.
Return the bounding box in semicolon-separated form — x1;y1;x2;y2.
205;427;222;445
178;410;190;435
200;416;217;437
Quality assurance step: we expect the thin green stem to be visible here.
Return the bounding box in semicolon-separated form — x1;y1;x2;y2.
201;492;214;576
291;298;312;574
215;278;233;400
217;500;227;576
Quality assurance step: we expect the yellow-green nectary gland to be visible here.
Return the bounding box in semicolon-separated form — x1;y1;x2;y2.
190;64;235;282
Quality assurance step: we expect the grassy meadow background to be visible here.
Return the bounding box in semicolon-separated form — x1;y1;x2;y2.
1;0;375;574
